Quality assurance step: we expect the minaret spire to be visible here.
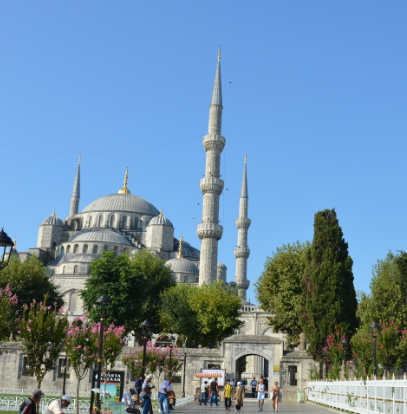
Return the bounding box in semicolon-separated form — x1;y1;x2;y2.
234;155;251;298
197;51;225;285
69;155;81;217
118;167;131;194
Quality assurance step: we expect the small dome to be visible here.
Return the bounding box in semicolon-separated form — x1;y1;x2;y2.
149;213;173;227
42;212;64;226
69;229;132;246
173;238;200;259
165;257;199;275
229;281;237;287
48;253;98;266
217;262;227;268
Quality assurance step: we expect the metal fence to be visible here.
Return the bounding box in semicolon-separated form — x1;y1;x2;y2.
0;388;90;397
308;375;407;414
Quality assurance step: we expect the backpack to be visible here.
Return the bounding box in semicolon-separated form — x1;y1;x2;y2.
19;399;35;414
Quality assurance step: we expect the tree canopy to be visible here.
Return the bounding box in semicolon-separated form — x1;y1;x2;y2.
160;281;243;348
300;208;358;360
255;241;309;347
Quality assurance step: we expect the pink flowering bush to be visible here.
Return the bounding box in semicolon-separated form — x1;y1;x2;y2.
325;329;349;379
350;325;373;378
377;322;401;374
0;284;19;340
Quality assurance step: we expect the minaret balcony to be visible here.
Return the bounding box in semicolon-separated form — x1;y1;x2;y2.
203;134;226;152
197;223;223;240
236;218;251;229
200;177;224;195
236;280;250;290
234;247;250;258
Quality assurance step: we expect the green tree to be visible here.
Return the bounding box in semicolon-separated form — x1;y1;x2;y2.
19;297;69;388
255;241;309;347
300;209;358;360
160;281;243;348
350;325;373;377
81;252;145;333
1;255;63;312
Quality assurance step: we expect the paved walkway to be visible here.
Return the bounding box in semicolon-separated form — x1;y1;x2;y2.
174;399;333;413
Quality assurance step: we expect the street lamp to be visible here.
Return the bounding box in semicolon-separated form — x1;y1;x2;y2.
141;319;152;381
0;228;14;272
94;295;111;414
341;338;349;378
182;342;187;397
370;321;381;376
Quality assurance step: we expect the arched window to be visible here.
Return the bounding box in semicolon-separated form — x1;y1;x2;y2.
98;215;103;227
113;246;118;255
92;245;98;254
123;248;127;254
103;245;108;251
110;215;115;227
73;265;78;274
70;292;78;312
61;246;65;255
128;217;132;229
87;216;93;228
73;244;79;253
66;245;71;253
122;216;127;229
134;217;139;229
62;266;66;274
83;244;88;253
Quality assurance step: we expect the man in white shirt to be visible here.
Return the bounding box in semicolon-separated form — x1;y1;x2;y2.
122;387;140;414
158;377;174;414
43;396;71;414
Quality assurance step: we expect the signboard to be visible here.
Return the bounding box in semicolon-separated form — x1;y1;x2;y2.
200;369;226;387
90;371;125;413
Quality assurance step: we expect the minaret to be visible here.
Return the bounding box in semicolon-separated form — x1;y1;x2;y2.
197;50;225;285
69;155;81;217
234;155;251;298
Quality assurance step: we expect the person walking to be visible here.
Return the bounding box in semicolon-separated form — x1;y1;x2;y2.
250;378;257;398
135;375;143;395
141;374;155;414
209;378;219;407
43;395;71;414
270;382;280;412
122;387;140;414
223;379;233;412
20;389;45;414
256;379;265;412
199;381;208;406
234;382;245;412
158;377;174;414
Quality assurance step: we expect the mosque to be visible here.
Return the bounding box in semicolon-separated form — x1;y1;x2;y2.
2;54;314;396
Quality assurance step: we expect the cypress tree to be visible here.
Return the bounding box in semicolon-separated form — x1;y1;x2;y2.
301;208;358;360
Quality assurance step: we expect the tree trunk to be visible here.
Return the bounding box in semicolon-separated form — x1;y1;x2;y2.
76;377;81;414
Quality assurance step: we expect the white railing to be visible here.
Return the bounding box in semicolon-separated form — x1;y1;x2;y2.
308;375;407;414
0;388;90;397
0;396;90;413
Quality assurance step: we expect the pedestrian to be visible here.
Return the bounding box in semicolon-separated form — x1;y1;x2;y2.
20;389;45;414
141;374;155;414
270;382;280;412
234;382;245;412
122;387;140;414
158;377;174;414
209;378;219;407
230;378;235;388
199;381;208;405
223;379;233;412
256;379;265;412
250;377;257;398
135;375;143;395
43;395;71;414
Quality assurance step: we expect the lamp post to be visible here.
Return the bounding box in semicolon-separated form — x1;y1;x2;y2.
182;342;187;397
62;355;68;395
94;295;111;414
0;228;14;273
168;335;175;377
370;321;380;377
341;338;349;378
141;319;152;381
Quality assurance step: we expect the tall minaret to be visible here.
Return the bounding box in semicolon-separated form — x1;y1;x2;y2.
197;50;225;285
234;155;251;298
69;155;81;217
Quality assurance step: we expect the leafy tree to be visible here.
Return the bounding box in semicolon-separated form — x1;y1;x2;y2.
350;325;373;377
81;252;145;333
19;297;68;388
0;284;19;341
255;241;309;347
0;255;63;311
160;281;243;348
324;329;349;379
65;317;98;414
300;209;358;360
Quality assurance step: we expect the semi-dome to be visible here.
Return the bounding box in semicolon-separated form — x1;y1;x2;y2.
165;257;199;275
149;211;173;227
82;194;159;216
42;210;64;226
173;238;200;259
69;229;132;246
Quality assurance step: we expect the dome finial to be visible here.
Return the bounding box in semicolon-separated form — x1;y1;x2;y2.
178;235;184;259
159;209;163;217
52;208;56;217
13;236;17;248
118;167;131;194
218;47;221;61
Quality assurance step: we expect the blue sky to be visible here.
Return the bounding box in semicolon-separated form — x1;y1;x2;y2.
1;1;406;303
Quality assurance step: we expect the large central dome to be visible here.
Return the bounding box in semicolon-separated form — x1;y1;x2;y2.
82;194;159;216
